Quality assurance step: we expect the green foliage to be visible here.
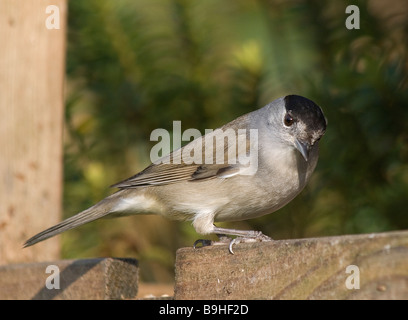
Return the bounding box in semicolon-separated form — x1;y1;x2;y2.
64;0;408;281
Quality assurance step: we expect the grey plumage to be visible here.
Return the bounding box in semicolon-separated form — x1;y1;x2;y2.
24;95;327;248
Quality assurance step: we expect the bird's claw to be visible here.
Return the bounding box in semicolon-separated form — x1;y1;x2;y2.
193;232;272;254
228;234;272;254
193;236;231;249
193;239;213;248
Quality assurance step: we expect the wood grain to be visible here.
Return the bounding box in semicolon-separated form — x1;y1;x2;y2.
174;230;408;299
0;258;139;300
0;0;66;263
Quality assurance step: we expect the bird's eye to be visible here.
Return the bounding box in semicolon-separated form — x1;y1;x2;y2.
284;113;294;127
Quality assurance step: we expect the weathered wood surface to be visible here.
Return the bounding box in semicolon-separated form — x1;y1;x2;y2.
0;258;138;300
0;0;67;264
137;282;174;299
174;230;408;300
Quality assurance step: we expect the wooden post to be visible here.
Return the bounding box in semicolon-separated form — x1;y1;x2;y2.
0;258;139;300
174;230;408;299
0;0;67;263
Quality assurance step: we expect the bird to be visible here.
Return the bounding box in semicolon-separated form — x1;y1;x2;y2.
24;94;327;253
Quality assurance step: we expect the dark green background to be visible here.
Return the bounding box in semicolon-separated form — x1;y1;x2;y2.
63;0;408;282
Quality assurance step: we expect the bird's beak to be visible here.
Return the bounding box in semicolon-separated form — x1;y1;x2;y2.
294;139;310;162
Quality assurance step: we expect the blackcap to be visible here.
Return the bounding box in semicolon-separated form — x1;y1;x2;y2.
24;95;327;253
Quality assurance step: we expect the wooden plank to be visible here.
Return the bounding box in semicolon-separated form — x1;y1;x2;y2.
0;258;139;300
0;0;66;263
137;282;174;299
174;230;408;299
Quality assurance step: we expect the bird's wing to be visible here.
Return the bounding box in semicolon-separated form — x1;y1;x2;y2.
111;162;239;189
112;115;255;189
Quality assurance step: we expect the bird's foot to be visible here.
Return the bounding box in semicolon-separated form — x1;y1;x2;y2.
227;233;272;254
193;232;272;254
193;235;231;249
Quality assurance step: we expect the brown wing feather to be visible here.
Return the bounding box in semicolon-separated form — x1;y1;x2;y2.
112;113;253;189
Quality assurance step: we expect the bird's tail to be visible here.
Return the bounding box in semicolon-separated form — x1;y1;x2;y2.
23;191;123;248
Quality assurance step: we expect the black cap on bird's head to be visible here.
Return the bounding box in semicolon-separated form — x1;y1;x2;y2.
283;95;327;161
